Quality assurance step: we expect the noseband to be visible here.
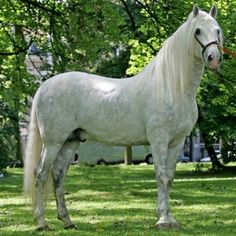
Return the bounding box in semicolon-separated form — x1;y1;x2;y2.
195;33;222;62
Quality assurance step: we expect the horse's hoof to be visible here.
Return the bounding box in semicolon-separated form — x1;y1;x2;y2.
156;222;182;230
156;222;171;230
35;224;49;231
64;223;77;230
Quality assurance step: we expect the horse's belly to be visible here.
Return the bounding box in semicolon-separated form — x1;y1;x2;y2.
80;117;148;146
86;133;148;146
75;82;148;145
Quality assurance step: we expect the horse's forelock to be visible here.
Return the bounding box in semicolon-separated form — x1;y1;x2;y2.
188;9;220;27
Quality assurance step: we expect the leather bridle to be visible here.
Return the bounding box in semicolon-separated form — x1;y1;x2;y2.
194;32;222;62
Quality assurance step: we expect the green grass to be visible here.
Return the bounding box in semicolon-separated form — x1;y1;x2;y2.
1;163;236;235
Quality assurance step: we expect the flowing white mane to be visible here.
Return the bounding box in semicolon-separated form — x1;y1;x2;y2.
135;10;220;102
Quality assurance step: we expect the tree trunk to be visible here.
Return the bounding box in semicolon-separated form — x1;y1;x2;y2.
13;112;23;166
189;133;193;162
13;25;27;166
124;146;132;165
197;106;223;170
201;132;222;170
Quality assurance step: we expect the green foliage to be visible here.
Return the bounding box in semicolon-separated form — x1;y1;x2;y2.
125;0;194;75
127;39;155;75
0;0;126;168
0;121;16;171
96;48;130;78
197;0;236;161
0;5;35;167
46;0;125;73
221;139;236;164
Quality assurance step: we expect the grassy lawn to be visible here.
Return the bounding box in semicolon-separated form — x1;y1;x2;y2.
0;163;236;236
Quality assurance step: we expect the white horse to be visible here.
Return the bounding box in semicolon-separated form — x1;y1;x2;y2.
24;5;223;230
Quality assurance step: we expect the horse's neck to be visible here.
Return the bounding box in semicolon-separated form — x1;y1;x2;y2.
187;60;204;98
159;29;204;101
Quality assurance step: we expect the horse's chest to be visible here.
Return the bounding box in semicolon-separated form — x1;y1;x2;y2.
169;104;198;140
147;100;198;143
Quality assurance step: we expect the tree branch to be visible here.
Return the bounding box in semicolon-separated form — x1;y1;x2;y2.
19;0;63;16
120;0;137;34
0;40;33;56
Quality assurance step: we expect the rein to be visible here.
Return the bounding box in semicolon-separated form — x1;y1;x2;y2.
223;47;236;59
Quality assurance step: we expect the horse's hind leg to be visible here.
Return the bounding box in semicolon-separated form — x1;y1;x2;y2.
34;144;60;230
52;141;79;229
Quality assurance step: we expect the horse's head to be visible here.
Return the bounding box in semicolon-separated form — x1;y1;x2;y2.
191;5;223;71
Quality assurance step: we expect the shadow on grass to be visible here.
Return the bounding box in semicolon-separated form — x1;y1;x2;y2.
1;164;236;235
0;170;23;197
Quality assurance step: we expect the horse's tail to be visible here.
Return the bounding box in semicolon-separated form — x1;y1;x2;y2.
23;96;42;207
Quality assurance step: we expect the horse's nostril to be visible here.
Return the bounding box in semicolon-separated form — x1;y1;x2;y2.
208;55;213;61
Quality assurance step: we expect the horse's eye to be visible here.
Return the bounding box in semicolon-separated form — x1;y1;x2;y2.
195;28;201;35
217;29;220;35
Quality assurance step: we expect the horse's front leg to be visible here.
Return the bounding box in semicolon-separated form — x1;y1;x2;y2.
150;139;184;229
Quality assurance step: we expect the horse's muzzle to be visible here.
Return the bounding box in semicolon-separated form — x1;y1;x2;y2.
207;53;222;71
204;44;223;71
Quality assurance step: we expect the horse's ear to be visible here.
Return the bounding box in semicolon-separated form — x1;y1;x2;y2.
209;5;217;18
193;4;199;17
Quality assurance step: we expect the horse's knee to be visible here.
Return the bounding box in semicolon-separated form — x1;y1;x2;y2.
35;171;48;185
52;159;70;187
35;146;60;185
53;169;65;189
157;174;172;187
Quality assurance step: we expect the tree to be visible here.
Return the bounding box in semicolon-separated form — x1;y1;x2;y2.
0;0;127;170
197;0;236;166
0;1;37;168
